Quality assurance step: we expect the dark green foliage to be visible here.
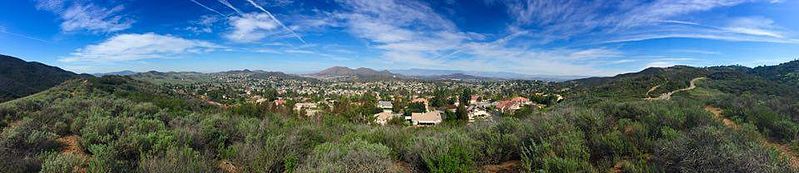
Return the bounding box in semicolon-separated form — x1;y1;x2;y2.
296;139;399;172
654;126;794;172
138;146;217;173
405;102;426;114
0;54;84;102
710;94;799;142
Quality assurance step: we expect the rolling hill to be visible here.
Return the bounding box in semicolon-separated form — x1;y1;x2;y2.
562;61;799;101
0;54;86;102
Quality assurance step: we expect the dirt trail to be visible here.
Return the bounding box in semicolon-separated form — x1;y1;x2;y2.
704;105;799;169
218;160;238;173
57;135;88;157
704;106;738;129
481;160;520;173
645;77;706;101
393;161;414;173
610;161;625;173
645;85;660;97
56;135;88;173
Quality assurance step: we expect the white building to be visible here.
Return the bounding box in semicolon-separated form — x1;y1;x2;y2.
468;109;492;122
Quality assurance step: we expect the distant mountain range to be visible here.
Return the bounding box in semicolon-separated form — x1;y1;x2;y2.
390;68;586;81
92;70;138;77
311;66;400;80
0;54;87;102
309;66;584;81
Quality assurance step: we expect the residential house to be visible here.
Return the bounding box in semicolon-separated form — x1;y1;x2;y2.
468;108;492;122
294;102;318;116
377;101;393;111
374;111;400;125
496;97;532;112
411;97;429;111
411;111;443;126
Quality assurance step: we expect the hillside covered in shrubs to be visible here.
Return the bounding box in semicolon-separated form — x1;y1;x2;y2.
2;60;799;172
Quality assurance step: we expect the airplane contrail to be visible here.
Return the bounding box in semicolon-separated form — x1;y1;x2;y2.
245;0;307;44
217;0;244;15
0;28;50;43
189;0;227;17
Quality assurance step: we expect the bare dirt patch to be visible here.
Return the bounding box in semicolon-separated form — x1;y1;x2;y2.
218;160;238;173
645;77;706;101
645;85;660;98
704;106;738;129
764;141;799;169
57;135;87;157
481;160;520;173
56;135;88;173
392;161;414;173
610;160;625;173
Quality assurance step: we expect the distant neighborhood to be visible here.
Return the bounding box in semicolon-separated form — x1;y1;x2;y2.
131;66;565;127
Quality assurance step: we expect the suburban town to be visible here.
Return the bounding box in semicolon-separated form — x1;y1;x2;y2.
5;0;797;172
132;69;564;126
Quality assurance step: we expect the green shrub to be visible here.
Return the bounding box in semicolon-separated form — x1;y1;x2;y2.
296;139;398;172
87;144;120;173
653;126;794;172
40;152;84;173
138;146;216;173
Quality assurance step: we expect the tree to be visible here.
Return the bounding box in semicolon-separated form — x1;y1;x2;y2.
431;88;448;108
456;88;471;121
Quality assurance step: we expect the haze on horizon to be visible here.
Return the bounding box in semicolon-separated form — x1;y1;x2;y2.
1;0;798;77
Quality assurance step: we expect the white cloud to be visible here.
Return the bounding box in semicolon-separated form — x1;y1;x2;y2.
724;16;784;38
189;0;226;17
334;0;625;76
645;61;677;68
245;0;306;43
62;33;222;62
255;0;294;7
217;0;244;15
496;0;793;44
337;0;471;65
671;49;722;55
35;0;134;33
184;15;222;34
225;13;280;43
34;0;65;12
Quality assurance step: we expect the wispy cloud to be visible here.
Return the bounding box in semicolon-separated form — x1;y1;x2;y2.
61;33;222;62
724;16;785;38
189;0;227;17
645;61;678;68
224;13;280;43
336;0;468;64
245;0;307;44
496;0;794;44
0;25;51;43
183;15;222;34
35;0;134;33
671;49;722;55
217;0;244;15
334;0;624;75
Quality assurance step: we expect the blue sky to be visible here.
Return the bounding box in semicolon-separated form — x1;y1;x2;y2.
1;0;798;76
